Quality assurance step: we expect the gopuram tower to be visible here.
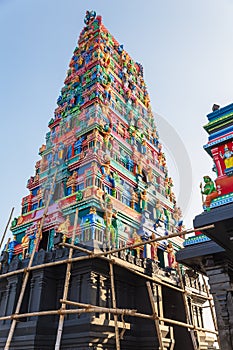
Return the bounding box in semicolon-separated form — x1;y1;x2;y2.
0;11;217;350
6;10;183;267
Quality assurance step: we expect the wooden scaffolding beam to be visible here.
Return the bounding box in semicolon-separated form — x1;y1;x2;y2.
177;264;199;350
55;208;79;350
109;261;121;350
0;207;14;251
146;281;165;350
201;274;220;347
0;299;218;336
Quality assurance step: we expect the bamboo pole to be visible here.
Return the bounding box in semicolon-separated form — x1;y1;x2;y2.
59;242;92;255
0;300;219;336
55;208;79;350
4;170;58;350
61;300;218;335
177;264;198;350
201;274;220;346
0;207;14;251
146;281;164;350
109;262;121;350
60;300;137;315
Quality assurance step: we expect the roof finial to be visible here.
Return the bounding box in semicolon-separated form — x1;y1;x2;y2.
212;104;220;112
84;10;96;25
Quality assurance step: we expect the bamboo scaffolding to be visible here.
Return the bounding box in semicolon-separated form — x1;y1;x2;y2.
0;215;217;350
109;262;121;350
201;274;220;347
55;208;79;350
146;281;164;350
0;300;219;336
0;242;215;298
177;264;198;350
61;300;218;336
4;170;58;350
0;207;14;251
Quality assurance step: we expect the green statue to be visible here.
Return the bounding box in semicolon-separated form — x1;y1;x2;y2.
200;176;218;210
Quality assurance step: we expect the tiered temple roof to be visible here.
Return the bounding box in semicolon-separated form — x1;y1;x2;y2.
6;10;183;265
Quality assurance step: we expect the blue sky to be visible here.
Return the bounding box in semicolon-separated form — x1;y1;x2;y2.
1;0;233;241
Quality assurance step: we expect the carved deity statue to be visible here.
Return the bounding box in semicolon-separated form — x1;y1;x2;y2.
57;216;71;243
166;242;177;268
220;144;233;169
200;175;218;209
132;231;142;258
150;232;158;261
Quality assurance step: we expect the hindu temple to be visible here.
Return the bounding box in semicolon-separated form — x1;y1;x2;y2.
0;11;218;350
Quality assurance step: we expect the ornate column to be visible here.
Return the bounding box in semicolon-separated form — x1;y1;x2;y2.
211;147;223;177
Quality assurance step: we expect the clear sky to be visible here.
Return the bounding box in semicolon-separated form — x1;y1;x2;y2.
1;0;233;242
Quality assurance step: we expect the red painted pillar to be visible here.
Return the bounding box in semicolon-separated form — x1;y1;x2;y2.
211;147;223;177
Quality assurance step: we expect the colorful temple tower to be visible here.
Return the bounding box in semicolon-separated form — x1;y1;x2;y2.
177;103;233;350
6;10;183;266
0;11;217;350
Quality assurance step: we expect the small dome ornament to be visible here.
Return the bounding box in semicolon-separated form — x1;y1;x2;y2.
84;10;96;25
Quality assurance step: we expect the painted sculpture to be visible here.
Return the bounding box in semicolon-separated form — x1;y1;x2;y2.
166;242;177;269
200;176;218;210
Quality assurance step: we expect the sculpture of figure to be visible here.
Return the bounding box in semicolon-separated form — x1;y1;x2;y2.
66;171;78;194
77;55;83;66
150;232;158;261
140;190;147;211
163;209;170;233
96;186;105;200
89;207;97;215
128;110;134;123
21;235;30;259
101;123;112;149
151;127;159;146
147;167;154;183
74;136;84;155
173;205;183;230
128;125;137;145
132;231;142;258
102;196;117;246
137;117;143;130
200;175;218;209
28;231;36;255
154;200;164;227
100;155;111;177
8;236;18;263
158;152;166;170
220;144;233;169
57;216;71;243
165;177;173;199
166;242;177;268
54;142;65;164
141;139;147;154
136;160;143;176
131;190;138;210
